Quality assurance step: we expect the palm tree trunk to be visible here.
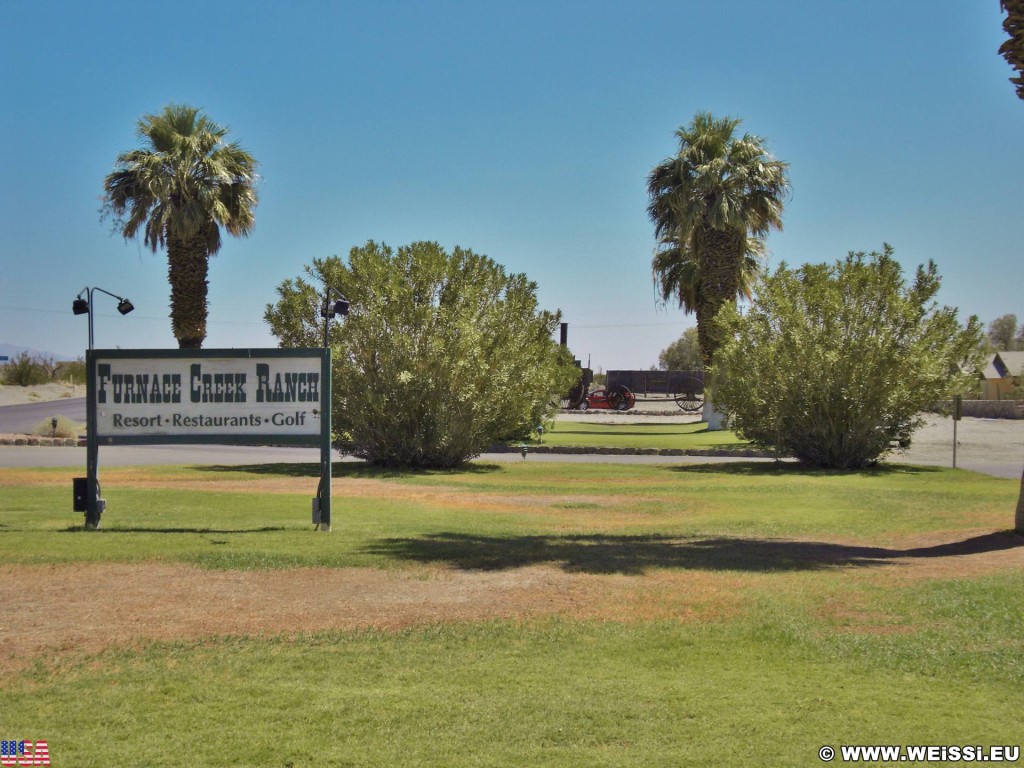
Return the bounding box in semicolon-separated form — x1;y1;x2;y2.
167;233;210;349
695;226;745;365
696;226;744;430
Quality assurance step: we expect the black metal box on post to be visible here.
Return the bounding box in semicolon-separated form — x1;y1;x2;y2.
73;477;88;512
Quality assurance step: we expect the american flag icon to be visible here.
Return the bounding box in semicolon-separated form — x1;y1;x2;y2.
0;741;50;766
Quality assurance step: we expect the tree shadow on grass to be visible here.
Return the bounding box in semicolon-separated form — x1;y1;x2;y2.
198;462;504;479
60;526;289;534
666;461;944;478
365;531;1022;575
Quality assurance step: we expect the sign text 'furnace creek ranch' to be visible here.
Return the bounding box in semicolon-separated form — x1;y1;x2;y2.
96;363;321;404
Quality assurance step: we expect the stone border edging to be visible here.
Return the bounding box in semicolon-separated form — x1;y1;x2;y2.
0;435;81;447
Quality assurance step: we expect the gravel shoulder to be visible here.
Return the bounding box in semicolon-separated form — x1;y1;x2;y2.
556;404;1024;477
897;413;1024;467
0;382;81;406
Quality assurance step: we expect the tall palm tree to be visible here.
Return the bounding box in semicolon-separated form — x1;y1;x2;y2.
1001;0;1024;99
102;104;259;349
647;112;789;367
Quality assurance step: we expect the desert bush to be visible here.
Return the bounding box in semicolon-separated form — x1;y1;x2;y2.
2;352;52;386
266;240;578;467
57;358;86;384
712;246;983;469
31;415;84;439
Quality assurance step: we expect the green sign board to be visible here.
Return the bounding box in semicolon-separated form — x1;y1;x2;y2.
82;348;333;530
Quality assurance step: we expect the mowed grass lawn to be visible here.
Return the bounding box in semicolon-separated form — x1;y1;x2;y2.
1;460;1023;767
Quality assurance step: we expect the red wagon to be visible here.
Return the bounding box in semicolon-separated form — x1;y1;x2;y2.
577;385;636;411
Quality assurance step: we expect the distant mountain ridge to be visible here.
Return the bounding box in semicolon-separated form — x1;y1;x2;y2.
0;343;77;362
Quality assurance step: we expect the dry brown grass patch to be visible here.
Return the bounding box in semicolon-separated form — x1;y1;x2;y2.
0;561;760;673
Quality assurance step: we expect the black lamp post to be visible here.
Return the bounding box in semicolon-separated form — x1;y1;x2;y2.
73;286;134;350
314;283;350;532
71;285;134;530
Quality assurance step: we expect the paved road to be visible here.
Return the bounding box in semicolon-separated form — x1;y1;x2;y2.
0;443;784;470
1;399;1019;479
0;397;86;434
1;443;1020;479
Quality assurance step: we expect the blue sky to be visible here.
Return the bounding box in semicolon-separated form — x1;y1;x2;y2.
1;0;1020;370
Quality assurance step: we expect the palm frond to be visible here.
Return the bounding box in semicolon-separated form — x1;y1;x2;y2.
102;103;259;255
1001;0;1024;99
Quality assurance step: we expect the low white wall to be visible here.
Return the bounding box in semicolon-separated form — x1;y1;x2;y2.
933;400;1024;419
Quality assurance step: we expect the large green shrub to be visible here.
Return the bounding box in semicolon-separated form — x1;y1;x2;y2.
711;246;983;469
265;241;577;468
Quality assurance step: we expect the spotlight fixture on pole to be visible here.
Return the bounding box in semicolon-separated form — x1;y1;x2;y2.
72;286;135;350
321;284;350;348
